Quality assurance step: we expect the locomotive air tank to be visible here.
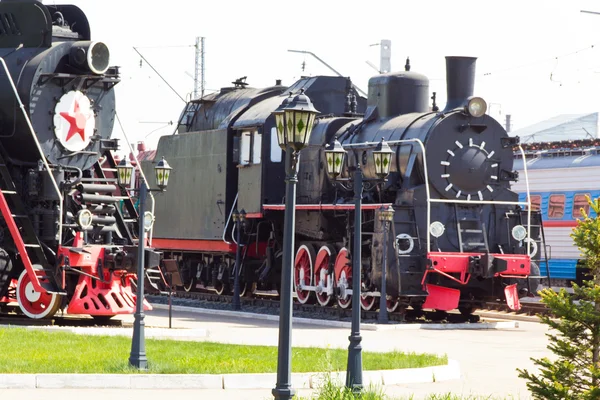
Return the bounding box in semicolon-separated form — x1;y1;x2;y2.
0;0;117;170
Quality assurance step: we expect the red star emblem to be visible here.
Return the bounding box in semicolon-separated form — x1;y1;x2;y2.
60;99;89;142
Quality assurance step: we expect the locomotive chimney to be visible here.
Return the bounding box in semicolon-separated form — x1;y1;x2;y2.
443;56;476;111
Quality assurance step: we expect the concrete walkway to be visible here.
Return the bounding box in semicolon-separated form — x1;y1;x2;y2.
0;305;550;399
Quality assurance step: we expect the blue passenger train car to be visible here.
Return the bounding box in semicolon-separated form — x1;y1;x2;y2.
513;143;600;283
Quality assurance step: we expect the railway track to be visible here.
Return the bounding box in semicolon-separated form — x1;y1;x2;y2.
150;290;482;324
149;289;554;324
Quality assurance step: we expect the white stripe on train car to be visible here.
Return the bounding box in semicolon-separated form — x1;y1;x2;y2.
542;226;581;259
513;166;600;192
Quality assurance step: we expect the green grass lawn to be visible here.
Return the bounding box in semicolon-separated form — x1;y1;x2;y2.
0;327;447;374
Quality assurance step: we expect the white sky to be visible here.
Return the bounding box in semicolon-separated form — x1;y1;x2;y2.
43;0;600;151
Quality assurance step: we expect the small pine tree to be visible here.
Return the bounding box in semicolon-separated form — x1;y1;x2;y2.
518;195;600;399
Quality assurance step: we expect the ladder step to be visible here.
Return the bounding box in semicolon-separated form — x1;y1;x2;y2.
11;214;28;218
102;168;118;172
462;229;483;233
467;242;486;246
24;244;41;248
1;190;16;195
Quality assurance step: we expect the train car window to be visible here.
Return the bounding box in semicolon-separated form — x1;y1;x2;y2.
252;130;261;164
527;195;541;211
270;127;282;162
573;193;591;219
240;131;251;165
548;194;566;219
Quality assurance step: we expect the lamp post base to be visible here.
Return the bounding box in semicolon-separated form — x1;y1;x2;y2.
129;313;148;370
346;334;363;392
272;387;296;400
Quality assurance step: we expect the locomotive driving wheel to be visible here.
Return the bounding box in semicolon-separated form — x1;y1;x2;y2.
314;245;336;307
294;244;316;304
16;266;62;319
387;297;400;313
334;248;352;309
360;292;376;311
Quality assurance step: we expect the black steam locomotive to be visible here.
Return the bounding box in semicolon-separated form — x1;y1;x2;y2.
140;55;543;314
0;0;156;319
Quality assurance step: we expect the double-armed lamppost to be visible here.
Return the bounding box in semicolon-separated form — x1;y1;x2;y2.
117;155;173;370
232;209;247;311
324;137;393;392
271;89;319;400
377;205;395;324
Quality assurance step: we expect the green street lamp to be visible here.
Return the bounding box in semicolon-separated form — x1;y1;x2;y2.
373;138;394;178
272;89;319;400
274;93;292;150
323;137;393;393
324;139;347;180
117;154;173;370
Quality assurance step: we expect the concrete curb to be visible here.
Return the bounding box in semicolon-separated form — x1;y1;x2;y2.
151;304;519;331
0;359;460;389
2;324;208;340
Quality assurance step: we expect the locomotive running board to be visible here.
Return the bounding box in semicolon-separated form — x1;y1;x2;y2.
263;203;393;211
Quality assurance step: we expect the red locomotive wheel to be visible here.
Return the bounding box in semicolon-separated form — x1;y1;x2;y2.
387;297;400;313
314;245;336;307
16;267;62;319
360;294;376;311
334;248;352;309
294;244;316;304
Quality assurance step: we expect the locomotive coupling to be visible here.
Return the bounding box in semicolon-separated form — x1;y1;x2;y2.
104;247;162;272
468;253;509;278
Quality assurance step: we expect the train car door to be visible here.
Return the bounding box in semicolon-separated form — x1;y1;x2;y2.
237;128;263;213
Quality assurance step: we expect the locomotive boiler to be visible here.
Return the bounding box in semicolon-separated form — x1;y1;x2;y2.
140;55;543;315
0;0;157;319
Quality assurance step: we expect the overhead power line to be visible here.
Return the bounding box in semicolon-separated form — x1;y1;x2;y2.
481;43;598;77
133;46;186;103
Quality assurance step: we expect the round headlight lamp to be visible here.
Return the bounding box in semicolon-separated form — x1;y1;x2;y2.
143;211;155;232
511;225;527;241
466;96;487;118
429;221;445;238
76;209;93;229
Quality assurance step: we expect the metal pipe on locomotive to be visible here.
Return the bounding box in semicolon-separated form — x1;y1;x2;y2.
0;0;159;319
140;53;544;315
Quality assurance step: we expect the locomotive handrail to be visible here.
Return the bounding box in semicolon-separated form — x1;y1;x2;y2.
223;192;239;245
0;56;64;245
517;144;533;258
341;139;533;256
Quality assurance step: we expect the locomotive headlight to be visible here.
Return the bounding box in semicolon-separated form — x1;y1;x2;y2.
466;96;487;118
69;41;110;75
512;225;527;241
429;221;445;238
143;211;155;232
76;209;93;230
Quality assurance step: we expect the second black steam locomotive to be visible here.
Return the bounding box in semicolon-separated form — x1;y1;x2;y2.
140;55;543;314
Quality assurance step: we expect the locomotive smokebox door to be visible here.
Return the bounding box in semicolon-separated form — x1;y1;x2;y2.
236;128;263;213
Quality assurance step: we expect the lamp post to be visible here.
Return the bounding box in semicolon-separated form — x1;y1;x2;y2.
117;155;172;370
378;205;395;324
232;209;246;311
271;89;319;400
325;137;393;392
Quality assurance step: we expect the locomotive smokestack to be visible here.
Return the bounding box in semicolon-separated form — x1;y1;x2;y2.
443;56;476;111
